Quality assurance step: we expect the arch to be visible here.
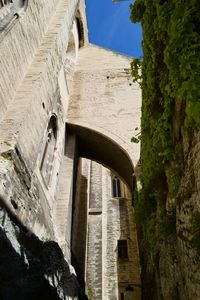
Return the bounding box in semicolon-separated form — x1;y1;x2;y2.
75;10;84;48
66;123;135;191
40;115;57;185
0;0;28;32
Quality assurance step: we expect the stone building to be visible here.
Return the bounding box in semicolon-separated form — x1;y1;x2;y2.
0;0;141;299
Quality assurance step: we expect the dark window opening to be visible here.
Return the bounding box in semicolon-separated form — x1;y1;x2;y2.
118;240;128;259
112;176;121;197
126;285;134;292
120;292;125;300
76;12;84;48
40;115;57;185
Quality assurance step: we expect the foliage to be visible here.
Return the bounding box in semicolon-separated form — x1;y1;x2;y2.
157;211;176;236
130;58;143;86
134;190;157;253
130;0;145;23
191;212;200;255
131;137;140;143
129;0;200;269
166;163;183;198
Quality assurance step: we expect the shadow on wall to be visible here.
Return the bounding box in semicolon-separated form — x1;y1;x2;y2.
0;196;88;300
117;198;141;300
67;123;135;192
72;174;88;291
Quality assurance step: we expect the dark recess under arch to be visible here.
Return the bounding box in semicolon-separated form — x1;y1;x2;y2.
66;123;135;192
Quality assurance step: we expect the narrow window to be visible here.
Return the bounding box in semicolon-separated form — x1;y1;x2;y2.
40;116;57;185
112;176;121;197
118;240;128;259
120;292;125;300
75;10;84;48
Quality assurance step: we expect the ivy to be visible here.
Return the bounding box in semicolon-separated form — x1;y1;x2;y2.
130;0;200;281
191;212;200;255
131;58;142;86
130;0;145;23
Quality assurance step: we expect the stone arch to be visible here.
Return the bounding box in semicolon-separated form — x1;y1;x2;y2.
66;123;135;191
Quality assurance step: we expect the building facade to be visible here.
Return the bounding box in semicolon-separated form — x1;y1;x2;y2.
74;159;141;300
0;0;141;299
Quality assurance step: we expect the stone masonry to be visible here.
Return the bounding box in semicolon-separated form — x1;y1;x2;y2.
0;0;142;298
74;159;141;300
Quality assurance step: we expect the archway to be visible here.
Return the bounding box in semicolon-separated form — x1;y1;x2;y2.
66;123;135;191
64;123;140;295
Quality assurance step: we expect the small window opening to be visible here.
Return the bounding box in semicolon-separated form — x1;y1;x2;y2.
118;240;128;259
126;285;134;292
112;176;121;197
120;292;125;300
75;11;84;48
40;115;57;185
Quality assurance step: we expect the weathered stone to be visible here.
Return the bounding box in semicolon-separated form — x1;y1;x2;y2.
0;0;142;299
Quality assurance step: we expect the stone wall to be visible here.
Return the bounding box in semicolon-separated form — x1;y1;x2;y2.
67;44;141;167
0;196;86;300
140;130;200;300
158;130;200;300
0;0;87;240
0;0;142;298
0;0;58;120
73;159;141;300
0;0;88;298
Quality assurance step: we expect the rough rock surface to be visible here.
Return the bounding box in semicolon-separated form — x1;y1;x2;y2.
141;130;200;300
0;197;87;300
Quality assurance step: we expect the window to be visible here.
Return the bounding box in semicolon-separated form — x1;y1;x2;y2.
112;176;121;197
76;17;84;47
40;115;57;185
126;285;134;292
75;10;84;48
120;292;125;300
118;240;128;259
0;0;26;31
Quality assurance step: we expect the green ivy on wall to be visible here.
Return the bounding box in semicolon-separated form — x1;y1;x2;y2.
130;0;200;258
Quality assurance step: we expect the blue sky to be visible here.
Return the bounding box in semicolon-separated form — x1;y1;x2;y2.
86;0;142;58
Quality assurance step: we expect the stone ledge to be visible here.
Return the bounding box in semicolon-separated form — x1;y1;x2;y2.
88;208;102;215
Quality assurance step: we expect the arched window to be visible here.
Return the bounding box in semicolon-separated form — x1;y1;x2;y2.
0;0;27;31
112;176;121;198
75;10;84;48
40;115;57;185
118;240;128;259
